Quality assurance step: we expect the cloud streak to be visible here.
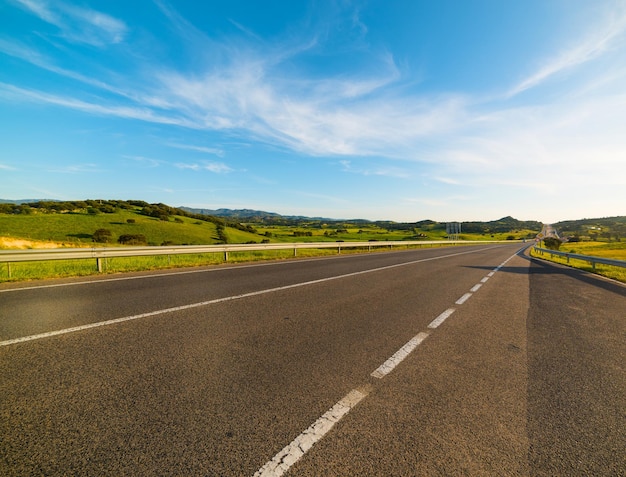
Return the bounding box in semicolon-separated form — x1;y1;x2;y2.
12;0;128;46
508;3;626;96
175;162;233;174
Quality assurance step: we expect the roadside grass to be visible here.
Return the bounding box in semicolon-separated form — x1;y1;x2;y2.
558;240;626;260
0;209;535;282
530;242;626;283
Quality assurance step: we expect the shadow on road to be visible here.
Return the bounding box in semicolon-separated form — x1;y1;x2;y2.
468;251;626;298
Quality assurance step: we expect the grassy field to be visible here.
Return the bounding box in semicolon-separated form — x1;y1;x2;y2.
0;207;538;282
531;241;626;283
251;224;535;243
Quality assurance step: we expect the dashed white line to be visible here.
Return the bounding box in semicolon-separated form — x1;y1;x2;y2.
371;332;430;379
252;246;526;476
470;283;483;292
428;308;456;329
455;292;473;305
254;387;370;477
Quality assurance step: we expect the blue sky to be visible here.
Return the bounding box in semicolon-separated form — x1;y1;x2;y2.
1;0;625;223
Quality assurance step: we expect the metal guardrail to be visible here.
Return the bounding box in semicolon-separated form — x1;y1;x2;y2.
533;246;626;270
0;240;505;275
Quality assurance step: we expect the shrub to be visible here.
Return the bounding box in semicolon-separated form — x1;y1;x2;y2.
92;228;113;243
126;219;136;224
118;234;147;245
543;236;562;250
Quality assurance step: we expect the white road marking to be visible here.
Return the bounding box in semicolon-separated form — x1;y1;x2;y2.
455;292;472;305
251;246;526;475
371;332;430;379
470;283;482;292
254;387;370;477
1;248;493;346
428;308;456;329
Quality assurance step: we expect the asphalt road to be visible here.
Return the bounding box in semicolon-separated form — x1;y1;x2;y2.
1;243;624;476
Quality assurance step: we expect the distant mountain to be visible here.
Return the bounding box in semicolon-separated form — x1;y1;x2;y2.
180;207;339;222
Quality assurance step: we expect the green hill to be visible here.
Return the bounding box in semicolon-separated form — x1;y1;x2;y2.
0;200;262;247
0;199;543;249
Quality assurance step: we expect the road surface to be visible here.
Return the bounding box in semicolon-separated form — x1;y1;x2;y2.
1;243;624;475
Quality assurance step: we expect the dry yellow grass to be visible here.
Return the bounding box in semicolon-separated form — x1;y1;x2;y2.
0;236;75;250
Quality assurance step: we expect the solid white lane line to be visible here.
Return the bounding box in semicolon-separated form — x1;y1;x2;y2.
254;387;370;477
455;292;472;305
1;248;492;347
1;245;501;294
371;332;430;379
428;308;455;329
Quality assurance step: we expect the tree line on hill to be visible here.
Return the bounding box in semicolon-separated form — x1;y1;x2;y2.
553;216;626;242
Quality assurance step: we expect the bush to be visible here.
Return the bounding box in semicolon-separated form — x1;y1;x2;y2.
126;219;136;224
118;234;147;245
543;236;562;250
92;228;113;243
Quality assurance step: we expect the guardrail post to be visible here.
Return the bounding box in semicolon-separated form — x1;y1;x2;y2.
7;262;11;279
224;251;228;261
293;247;297;257
96;257;103;273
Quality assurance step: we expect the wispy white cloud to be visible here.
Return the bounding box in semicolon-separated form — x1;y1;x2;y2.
0;163;18;171
175;162;233;173
3;0;626;200
339;159;410;178
123;155;165;168
0;82;194;127
47;163;102;174
508;2;626;96
0;39;135;99
12;0;128;46
166;143;225;157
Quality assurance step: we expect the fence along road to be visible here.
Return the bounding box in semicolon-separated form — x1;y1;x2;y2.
0;239;507;275
1;243;624;475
